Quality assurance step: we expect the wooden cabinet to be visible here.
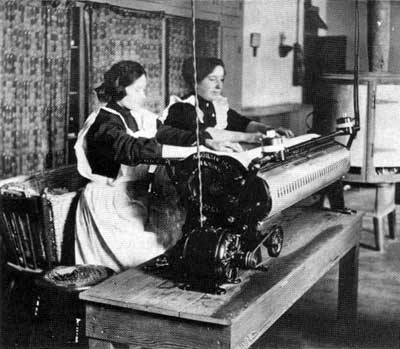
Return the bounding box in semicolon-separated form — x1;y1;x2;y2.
313;73;400;183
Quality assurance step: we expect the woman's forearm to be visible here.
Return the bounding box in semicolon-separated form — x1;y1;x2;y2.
161;144;201;159
205;127;260;143
246;121;294;137
245;121;272;134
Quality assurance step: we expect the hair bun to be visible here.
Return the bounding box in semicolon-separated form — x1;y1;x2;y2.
94;83;111;103
94;61;146;103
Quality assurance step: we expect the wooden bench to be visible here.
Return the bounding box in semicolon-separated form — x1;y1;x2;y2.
80;206;363;349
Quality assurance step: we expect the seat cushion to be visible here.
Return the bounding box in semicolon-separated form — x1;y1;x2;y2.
40;264;114;291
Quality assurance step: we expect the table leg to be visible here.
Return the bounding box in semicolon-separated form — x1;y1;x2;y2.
373;217;384;252
388;209;396;239
337;244;359;325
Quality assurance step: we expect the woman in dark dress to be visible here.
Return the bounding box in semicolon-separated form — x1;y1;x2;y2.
157;57;293;152
74;61;189;272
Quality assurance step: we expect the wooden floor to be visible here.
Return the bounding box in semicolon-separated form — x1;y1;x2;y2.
2;203;400;348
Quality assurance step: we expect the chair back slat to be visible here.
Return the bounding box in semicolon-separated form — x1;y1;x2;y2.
1;212;21;265
13;212;31;268
25;210;47;267
4;211;28;267
41;193;57;269
22;213;39;269
0;192;58;272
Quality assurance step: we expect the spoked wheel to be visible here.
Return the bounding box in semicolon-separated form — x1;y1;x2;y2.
264;225;284;257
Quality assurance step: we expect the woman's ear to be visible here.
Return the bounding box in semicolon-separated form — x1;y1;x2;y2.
114;79;127;100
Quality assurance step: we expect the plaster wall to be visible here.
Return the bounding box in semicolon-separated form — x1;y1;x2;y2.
241;0;303;107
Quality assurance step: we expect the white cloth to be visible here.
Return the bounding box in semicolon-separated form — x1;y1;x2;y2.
74;106;164;272
130;107;158;139
212;96;229;130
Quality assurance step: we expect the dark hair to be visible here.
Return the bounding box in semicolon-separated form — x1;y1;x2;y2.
182;57;225;88
95;61;146;103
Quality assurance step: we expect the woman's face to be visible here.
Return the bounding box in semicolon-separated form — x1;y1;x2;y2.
119;74;147;110
197;65;225;102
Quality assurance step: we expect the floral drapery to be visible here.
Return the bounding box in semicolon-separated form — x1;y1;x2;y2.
167;16;220;98
85;3;164;114
44;1;71;169
0;0;220;179
0;0;71;179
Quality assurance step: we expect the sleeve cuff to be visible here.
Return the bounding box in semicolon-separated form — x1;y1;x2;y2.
189;130;212;146
155;143;163;158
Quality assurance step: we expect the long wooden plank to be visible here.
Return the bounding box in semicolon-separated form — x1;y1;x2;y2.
81;258;219;320
81;266;193;318
175;277;252;324
86;303;231;349
118;274;207;319
80;265;166;303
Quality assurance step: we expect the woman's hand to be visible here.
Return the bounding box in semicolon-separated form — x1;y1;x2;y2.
275;127;294;138
242;132;264;144
204;139;243;152
205;128;253;143
245;121;294;138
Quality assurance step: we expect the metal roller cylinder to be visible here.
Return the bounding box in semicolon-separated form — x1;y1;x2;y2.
257;143;350;217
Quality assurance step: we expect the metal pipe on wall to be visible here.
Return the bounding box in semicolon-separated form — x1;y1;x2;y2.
367;0;391;72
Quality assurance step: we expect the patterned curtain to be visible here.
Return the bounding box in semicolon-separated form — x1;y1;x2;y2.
167;16;220;98
85;3;164;114
44;0;71;169
0;0;71;179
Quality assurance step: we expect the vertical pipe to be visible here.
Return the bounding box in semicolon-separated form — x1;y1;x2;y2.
161;16;167;108
79;5;88;127
367;0;391;72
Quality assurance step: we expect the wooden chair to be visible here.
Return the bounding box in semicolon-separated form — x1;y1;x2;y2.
0;167;112;347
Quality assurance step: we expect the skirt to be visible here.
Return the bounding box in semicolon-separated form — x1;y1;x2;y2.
75;181;165;272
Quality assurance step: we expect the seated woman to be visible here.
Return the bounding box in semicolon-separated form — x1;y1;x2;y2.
74;60;183;272
157;57;293;152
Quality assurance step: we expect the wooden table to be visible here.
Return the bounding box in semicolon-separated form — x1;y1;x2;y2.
80;207;362;349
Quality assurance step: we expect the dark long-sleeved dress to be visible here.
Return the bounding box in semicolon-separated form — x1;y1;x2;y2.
74;101;165;272
156;94;251;146
85;101;162;179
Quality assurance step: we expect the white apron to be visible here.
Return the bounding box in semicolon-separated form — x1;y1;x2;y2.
74;106;165;272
